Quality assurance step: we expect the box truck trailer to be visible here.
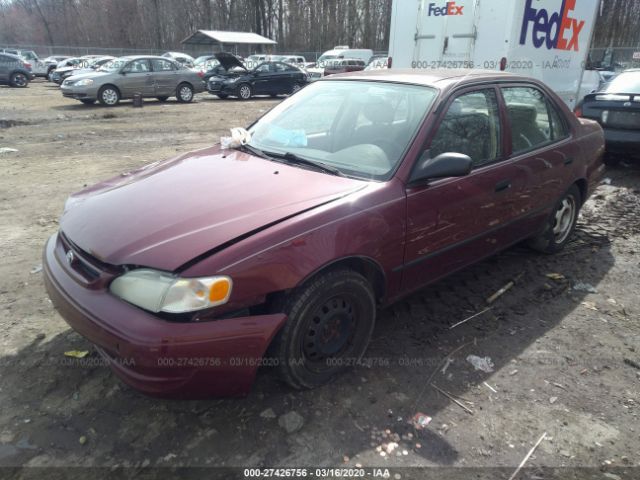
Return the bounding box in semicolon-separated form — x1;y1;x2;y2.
388;0;601;110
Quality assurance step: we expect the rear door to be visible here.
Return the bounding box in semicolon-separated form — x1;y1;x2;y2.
414;0;479;67
252;63;277;94
119;59;154;98
150;58;179;96
401;86;525;292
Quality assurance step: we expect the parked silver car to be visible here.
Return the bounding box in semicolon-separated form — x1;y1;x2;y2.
60;55;205;106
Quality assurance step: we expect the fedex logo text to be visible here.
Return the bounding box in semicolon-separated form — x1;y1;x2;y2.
428;1;464;16
520;0;585;51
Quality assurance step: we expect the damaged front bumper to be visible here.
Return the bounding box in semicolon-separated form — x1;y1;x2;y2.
43;233;287;398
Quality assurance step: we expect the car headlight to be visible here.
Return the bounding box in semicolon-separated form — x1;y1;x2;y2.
74;78;94;86
109;269;232;313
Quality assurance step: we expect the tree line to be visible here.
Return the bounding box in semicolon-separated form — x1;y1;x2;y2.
0;0;639;54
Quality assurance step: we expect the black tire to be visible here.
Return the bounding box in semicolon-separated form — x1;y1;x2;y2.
9;72;29;88
156;96;169;102
237;83;252;100
98;85;120;106
216;93;228;99
528;185;581;254
80;99;95;105
176;83;194;103
271;269;376;389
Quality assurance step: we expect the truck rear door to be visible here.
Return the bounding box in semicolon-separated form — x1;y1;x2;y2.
414;0;479;67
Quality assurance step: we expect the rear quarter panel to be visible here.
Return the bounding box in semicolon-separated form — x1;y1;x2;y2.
575;117;606;201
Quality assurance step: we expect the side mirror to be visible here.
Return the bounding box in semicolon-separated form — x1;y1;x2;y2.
409;152;472;184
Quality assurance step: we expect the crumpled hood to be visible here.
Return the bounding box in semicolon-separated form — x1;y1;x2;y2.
60;145;366;271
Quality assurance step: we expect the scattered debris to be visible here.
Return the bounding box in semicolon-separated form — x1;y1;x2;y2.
64;350;89;359
449;307;492;329
601;178;612;185
440;357;454;375
30;265;42;274
483;382;498;393
549;396;558;404
581;301;599;311
431;384;474;415
278;411;304;434
466;355;495;373
507;432;547;480
552;383;567;391
487;281;514;304
259;408;276;419
546;273;566;282
78;436;87;445
572;282;598;293
509;369;519;376
623;358;640;371
0;147;19;155
410;413;432;430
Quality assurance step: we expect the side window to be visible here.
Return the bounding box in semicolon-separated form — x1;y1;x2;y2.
429;89;502;167
274;63;288;72
256;63;270;73
547;100;569;140
123;59;150;73
151;59;176;72
502;86;560;154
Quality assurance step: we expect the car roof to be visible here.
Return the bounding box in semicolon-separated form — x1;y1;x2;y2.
117;55;176;61
323;68;529;87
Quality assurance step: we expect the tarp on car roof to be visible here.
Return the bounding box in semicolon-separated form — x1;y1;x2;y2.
181;30;277;46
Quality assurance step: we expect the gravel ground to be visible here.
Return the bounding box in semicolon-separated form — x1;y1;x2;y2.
0;80;639;479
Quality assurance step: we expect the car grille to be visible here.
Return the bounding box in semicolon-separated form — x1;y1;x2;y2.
605;110;640;130
58;232;121;287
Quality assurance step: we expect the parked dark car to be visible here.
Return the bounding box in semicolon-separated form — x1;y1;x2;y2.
0;53;34;87
44;70;605;398
207;52;308;100
324;58;366;76
576;69;640;163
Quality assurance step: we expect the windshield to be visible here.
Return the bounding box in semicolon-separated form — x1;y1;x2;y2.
604;72;640;94
247;80;437;181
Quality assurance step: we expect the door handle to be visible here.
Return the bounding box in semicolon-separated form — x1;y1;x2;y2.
495;180;511;193
564;157;574;165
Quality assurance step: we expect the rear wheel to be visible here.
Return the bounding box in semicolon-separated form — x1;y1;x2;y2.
98;85;120;106
10;72;29;88
176;83;194;103
271;269;376;389
238;83;252;100
528;185;581;254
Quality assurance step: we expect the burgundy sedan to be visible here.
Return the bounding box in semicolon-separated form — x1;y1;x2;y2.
44;70;605;398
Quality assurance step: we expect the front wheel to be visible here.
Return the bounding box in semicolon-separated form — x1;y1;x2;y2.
176;83;194;103
216;93;228;99
528;185;581;254
237;83;252;100
80;99;95;105
156;96;169;102
10;72;29;88
98;85;120;106
271;269;376;389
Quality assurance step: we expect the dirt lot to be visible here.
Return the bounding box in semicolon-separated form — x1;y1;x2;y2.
0;80;639;479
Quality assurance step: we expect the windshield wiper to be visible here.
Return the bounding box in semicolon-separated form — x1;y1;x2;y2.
273;151;343;176
236;143;272;160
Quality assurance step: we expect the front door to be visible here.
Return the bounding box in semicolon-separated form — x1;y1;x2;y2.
401;87;523;293
120;59;154;98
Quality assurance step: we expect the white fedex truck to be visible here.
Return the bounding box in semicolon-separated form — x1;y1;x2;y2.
388;0;601;110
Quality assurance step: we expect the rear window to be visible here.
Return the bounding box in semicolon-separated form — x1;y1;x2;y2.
604;72;640;94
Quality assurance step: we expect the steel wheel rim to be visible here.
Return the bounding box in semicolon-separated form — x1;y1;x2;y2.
180;86;193;101
303;295;357;369
553;196;576;243
13;74;27;87
102;89;118;105
240;85;250;99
